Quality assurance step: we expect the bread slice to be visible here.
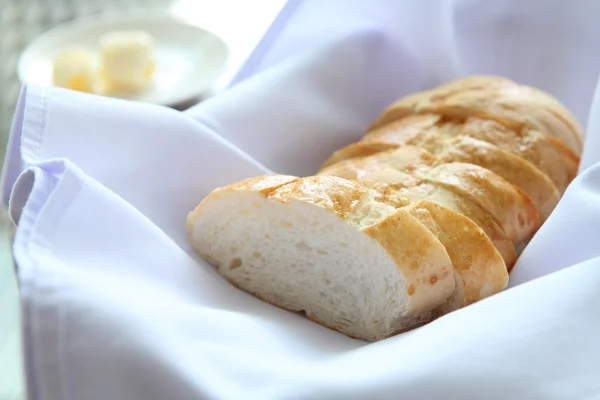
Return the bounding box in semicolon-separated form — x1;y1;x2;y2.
319;164;517;270
187;174;456;342
368;75;584;154
424;162;540;244
319;146;540;246
459;118;580;194
399;183;518;271
362;114;580;194
400;200;508;315
322;131;560;221
437;136;559;221
321;114;445;168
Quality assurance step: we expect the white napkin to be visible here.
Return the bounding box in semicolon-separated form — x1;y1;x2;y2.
4;1;600;399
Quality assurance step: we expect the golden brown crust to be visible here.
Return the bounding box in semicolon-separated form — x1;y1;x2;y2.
206;174;300;197
319;147;540;246
440;136;560;221
459;118;580;193
227;174;300;194
365;114;444;145
363;114;580;193
369;75;584;154
318;157;422;188
323;125;561;221
318;161;517;271
424;163;540;244
524;85;585;150
269;175;371;220
405;200;508;306
403;184;518;271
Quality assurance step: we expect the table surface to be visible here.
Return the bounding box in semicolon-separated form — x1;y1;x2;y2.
0;1;287;398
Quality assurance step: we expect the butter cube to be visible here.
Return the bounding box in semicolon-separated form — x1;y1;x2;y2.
52;46;96;93
99;30;156;92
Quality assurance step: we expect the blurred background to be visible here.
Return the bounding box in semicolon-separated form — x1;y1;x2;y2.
0;1;289;398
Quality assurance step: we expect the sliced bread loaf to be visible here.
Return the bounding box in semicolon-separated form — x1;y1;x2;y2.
187;174;456;341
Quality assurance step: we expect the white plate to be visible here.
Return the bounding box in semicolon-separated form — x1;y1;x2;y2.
18;13;230;106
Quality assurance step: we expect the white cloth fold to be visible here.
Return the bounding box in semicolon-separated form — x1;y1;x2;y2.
4;1;600;399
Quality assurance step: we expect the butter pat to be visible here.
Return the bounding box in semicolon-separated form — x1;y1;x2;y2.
52;46;96;93
99;30;156;92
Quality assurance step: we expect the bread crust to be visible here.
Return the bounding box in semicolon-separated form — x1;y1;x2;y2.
368;75;584;154
319;147;540;246
405;200;508;311
440;136;559;221
363;114;580;194
324;124;561;221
